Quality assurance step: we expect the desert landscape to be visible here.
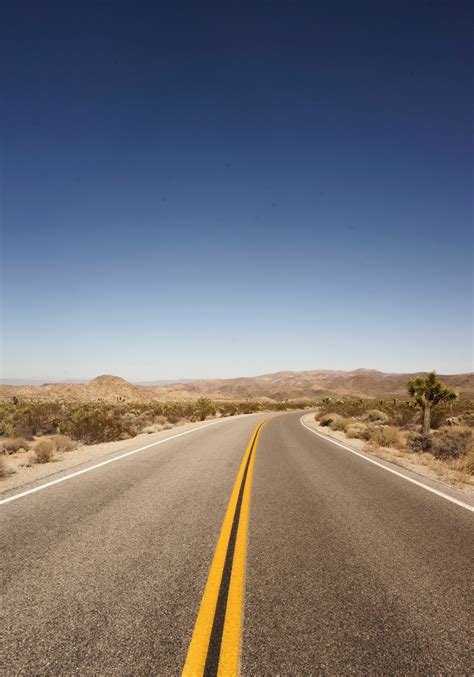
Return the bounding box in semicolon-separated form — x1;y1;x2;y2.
1;369;473;491
1;368;473;402
3;2;473;672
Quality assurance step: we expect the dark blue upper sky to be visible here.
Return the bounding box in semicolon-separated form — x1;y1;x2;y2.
2;1;472;379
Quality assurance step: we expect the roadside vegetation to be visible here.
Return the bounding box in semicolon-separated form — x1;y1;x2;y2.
315;373;473;483
0;397;312;473
2;373;471;487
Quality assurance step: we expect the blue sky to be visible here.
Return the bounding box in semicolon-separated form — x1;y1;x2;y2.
1;1;472;380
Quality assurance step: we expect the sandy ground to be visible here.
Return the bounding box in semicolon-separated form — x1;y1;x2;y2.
302;413;474;494
0;417;233;494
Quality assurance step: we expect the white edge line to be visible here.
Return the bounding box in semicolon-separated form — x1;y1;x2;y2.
0;418;234;506
300;416;474;513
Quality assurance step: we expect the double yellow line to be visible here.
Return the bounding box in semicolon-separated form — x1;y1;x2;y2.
182;419;268;677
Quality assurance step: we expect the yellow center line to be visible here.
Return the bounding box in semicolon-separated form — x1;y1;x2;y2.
182;419;269;677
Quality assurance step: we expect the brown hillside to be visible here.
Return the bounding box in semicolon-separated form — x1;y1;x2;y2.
156;369;474;400
0;370;472;402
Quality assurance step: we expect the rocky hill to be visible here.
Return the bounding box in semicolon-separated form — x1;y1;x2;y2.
0;370;472;402
156;369;474;400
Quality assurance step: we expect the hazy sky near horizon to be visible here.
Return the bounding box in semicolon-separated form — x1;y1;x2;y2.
1;1;472;380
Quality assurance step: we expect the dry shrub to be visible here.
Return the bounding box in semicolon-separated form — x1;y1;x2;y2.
142;424;162;434
366;426;403;449
18;453;36;468
52;434;75;452
143;421;175;433
331;416;349;432
407;433;433;453
461;411;474;427
64;409;135;444
431;427;472;460
33;439;55;464
1;437;30;454
461;449;474;475
429;407;449;429
194;397;216;421
153;415;167;426
319;413;346;430
364;409;389;425
0;456;15;477
346;422;368;439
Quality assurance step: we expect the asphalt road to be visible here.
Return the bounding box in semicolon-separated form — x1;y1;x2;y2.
2;412;473;675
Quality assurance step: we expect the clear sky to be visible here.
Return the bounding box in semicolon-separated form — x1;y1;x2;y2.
1;1;472;381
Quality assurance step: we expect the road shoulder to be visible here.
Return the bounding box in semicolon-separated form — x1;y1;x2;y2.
0;416;248;499
301;413;474;507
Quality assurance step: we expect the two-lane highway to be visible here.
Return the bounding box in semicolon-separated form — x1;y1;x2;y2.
1;412;473;674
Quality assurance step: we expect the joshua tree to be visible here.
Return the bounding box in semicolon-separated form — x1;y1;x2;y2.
407;371;457;434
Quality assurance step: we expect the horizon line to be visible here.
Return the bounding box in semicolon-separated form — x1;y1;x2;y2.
1;367;473;386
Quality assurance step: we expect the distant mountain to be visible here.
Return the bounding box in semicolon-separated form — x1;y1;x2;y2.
0;370;472;401
162;369;474;400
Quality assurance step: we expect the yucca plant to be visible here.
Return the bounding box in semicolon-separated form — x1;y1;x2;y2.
407;371;457;434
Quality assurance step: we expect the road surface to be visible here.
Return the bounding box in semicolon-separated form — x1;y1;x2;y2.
2;412;473;674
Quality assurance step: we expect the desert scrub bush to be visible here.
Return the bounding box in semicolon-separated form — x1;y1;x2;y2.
461;449;474;475
429;407;450;430
143;423;164;434
319;413;337;426
153;415;168;426
330;416;349;431
407;433;433;454
318;413;347;431
194;398;216;421
317;400;368;420
237;400;263;415
33;439;55;463
218;403;237;417
316;398;474;430
162;402;184;424
366;426;403;449
51;434;75;452
460;411;474;428
0;397;79;438
390;402;419;428
0;455;15;477
431;427;472;460
345;422;368;439
0;437;30;454
61;408;134;444
364;409;390;425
